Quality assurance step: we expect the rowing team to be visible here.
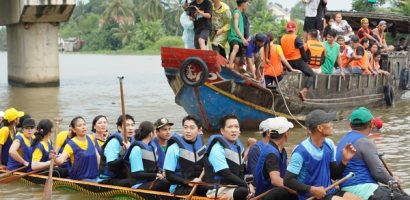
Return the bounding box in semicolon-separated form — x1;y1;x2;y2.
0;107;408;200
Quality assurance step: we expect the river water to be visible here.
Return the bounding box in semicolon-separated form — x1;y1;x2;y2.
0;52;409;199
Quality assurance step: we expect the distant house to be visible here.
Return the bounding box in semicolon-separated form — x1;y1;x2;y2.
268;2;291;21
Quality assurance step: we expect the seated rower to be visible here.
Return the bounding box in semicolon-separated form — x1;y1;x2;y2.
255;117;297;200
346;36;370;75
164;115;207;196
336;107;410;200
205;114;254;200
0;108;24;170
8;118;35;172
284;110;362;200
125;121;169;191
55;127;74;171
260;32;299;88
99;114;135;186
153;117;174;169
91;115;109;156
55;116;100;182
31;119;68;177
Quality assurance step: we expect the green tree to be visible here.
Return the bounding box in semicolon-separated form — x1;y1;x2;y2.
60;13;100;38
352;0;386;12
391;0;410;16
139;0;165;21
82;22;122;51
102;0;135;24
290;2;305;21
250;10;275;34
125;20;164;50
112;22;136;46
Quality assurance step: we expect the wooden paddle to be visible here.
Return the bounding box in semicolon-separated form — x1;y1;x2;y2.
118;76;128;145
186;170;205;200
43;117;62;200
0;166;27;178
378;153;405;192
0;169;43;184
306;172;354;200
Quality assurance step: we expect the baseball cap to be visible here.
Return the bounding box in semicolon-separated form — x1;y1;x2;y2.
350;107;374;125
286;21;297;32
3;108;24;122
22;118;35;128
372;117;383;129
154;118;174;129
305;109;337;129
255;33;267;43
259;117;294;134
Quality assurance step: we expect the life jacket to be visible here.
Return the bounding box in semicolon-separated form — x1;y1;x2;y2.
292;138;336;200
100;131;126;178
246;140;266;177
7;134;32;172
340;47;350;68
336;131;377;188
0;127;15;166
280;34;301;61
58;132;72;170
94;136;103;156
33;141;52;163
152;137;166;169
306;40;326;69
351;44;370;72
124;141;159;184
204;134;245;185
261;43;284;77
255;142;287;196
167;133;206;180
68;135;99;180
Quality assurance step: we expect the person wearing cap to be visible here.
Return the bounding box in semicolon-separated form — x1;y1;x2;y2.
0;108;24;169
124;121;170;191
336;107;410;200
153;117;174;169
244;33;270;79
284;109;361;200
8;118;35;172
99;114;135;186
254;117;298;200
227;0;249;70
369;117;383;138
16;114;31;135
281;21;316;101
209;0;231;58
357;18;381;47
182;0;212;50
164;115;207;196
205;114;254;200
372;21;395;52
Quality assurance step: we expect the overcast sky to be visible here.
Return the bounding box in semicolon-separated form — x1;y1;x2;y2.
270;0;352;11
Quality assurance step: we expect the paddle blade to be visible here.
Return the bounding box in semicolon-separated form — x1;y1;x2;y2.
43;178;53;200
0;174;23;184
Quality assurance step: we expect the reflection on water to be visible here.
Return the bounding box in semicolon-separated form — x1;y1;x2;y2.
0;53;409;198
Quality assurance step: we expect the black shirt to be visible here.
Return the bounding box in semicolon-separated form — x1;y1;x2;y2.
189;0;212;32
356;46;365;56
262;142;283;179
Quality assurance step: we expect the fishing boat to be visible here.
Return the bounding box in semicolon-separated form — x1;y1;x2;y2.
0;170;219;200
161;12;410;131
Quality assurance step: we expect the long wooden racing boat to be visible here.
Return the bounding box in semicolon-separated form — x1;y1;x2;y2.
0;170;222;199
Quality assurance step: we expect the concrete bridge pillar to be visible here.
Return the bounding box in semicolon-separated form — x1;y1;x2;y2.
0;0;75;87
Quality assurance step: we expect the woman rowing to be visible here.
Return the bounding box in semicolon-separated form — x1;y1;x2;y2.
125;121;169;191
0;108;24;169
7;118;35;172
55;116;100;182
91;115;109;155
55;127;73;171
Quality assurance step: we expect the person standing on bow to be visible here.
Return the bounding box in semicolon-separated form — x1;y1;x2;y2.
210;0;231;58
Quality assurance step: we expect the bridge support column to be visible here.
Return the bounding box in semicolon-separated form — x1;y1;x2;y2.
7;23;59;86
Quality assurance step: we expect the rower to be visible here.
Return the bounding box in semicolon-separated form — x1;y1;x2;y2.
0;108;24;169
8;118;35;172
153;117;174;169
254;117;298;200
55;128;74;171
164;115;207;196
99;114;135;186
336;107;410;200
55;116;100;182
284;109;361;200
91;115;109;156
204;114;254;200
125;121;169;191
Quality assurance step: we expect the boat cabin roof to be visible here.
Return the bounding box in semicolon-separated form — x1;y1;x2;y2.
326;11;410;34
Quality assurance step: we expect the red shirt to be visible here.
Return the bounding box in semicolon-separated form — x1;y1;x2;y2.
357;27;373;41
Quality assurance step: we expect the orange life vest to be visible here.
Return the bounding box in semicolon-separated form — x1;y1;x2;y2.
306;40;325;69
351;44;370;72
261;43;283;77
280;34;301;61
340;46;350;68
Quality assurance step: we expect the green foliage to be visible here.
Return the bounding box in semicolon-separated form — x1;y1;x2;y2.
124;20;165;51
102;0;135;24
250;10;275;35
82;22;123;51
112;22;137;46
60;13;100;38
352;0;387;12
290;2;305;21
391;0;410;16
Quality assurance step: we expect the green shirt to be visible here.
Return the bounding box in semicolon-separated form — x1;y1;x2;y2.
342;183;379;200
227;8;243;44
321;41;340;74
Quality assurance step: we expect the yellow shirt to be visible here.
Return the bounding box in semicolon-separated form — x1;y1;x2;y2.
0;126;15;145
56;131;69;150
32;141;50;162
62;135;95;165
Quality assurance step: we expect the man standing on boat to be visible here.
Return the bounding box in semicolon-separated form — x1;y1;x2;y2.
336;107;410;200
284;109;362;200
227;0;249;70
183;0;212;50
281;21;315;101
245;33;270;80
205;114;254;200
0;108;24;170
302;0;323;42
153;117;174;169
254;117;298;200
210;0;231;58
